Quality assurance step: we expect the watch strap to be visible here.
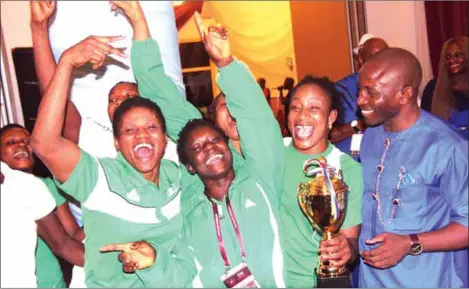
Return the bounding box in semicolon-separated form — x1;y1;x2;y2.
409;233;420;244
351;120;360;133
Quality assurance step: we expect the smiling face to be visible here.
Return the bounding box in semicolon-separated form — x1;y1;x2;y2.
287;84;337;155
0;127;35;172
214;96;239;141
184;125;233;180
358;64;403;127
446;42;467;76
114;107;167;178
108;83;139;122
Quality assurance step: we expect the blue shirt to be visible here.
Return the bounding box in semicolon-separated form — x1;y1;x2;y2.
450;109;469;139
335;73;360;157
421;78;469;140
359;110;468;288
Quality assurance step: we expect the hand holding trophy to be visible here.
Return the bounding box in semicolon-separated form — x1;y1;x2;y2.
298;157;351;288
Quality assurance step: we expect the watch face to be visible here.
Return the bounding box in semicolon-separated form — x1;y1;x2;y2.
410;243;423;255
351;120;358;128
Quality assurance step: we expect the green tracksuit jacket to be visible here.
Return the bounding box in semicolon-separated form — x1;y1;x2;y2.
132;38;286;288
36;178;67;288
55;146;195;287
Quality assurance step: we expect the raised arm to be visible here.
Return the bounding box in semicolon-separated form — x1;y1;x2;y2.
30;0;81;144
31;35;125;183
110;1;201;141
195;13;285;194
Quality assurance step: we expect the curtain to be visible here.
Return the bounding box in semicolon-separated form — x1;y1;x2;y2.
174;1;204;30
202;1;297;93
365;1;433;103
424;1;469;76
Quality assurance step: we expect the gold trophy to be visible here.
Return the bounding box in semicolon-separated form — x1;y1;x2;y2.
298;157;351;288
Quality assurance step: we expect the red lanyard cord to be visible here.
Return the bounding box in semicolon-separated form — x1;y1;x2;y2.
210;195;247;270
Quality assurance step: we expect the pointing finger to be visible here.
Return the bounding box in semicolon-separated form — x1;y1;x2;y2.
93;35;125;44
100;242;133;252
92;40;127;58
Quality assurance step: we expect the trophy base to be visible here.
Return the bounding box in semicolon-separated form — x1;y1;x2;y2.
317;273;352;288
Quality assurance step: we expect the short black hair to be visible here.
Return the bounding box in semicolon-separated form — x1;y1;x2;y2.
112;97;166;138
284;75;343;123
109;81;138;96
0;123;28;139
177;118;229;166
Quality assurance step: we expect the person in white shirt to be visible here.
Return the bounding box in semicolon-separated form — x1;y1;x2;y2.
48;1;185;135
30;1;180;226
0;161;84;288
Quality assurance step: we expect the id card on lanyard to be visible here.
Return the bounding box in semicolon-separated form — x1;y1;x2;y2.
211;196;261;288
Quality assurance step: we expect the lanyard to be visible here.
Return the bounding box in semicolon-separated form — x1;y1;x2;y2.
210;195;246;270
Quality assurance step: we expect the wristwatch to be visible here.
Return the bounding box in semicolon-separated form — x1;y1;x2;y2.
351;120;360;133
409;234;423;256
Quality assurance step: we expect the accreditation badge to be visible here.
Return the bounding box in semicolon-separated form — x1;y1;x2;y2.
220;263;260;288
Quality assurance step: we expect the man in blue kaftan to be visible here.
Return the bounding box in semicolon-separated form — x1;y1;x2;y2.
357;47;468;288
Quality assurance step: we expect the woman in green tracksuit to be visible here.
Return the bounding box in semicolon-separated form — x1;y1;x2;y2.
30;4;196;287
207;76;363;288
109;2;286;287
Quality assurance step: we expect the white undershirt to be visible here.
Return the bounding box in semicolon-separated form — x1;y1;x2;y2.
48;1;185;127
0;162;56;288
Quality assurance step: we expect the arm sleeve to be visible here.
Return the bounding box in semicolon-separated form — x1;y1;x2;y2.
217;60;285;194
440;141;468;227
54;150;99;203
31;176;56;221
131;38;202;141
41;178;66;207
136;237;197;288
340;156;363;229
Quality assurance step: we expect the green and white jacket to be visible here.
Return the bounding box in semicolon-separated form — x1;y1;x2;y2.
131;38;286;288
56;148;195;287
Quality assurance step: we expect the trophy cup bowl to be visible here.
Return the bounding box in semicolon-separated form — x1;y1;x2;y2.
298;157;351;288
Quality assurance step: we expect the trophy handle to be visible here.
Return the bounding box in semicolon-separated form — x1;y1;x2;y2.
298;188;323;234
303;158;341;224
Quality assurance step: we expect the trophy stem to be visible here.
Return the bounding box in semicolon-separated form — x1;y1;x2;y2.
316;231;351;288
318;231;347;278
